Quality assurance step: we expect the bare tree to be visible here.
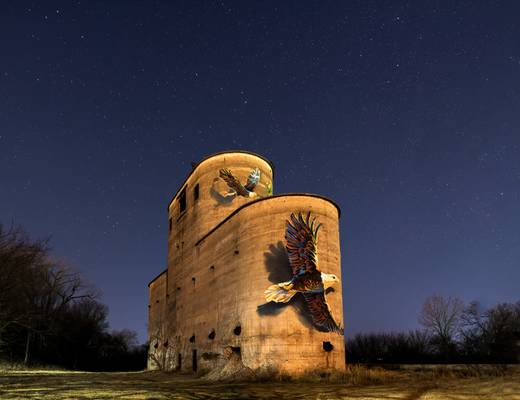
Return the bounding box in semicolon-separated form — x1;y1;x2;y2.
0;224;97;364
0;224;48;358
419;295;464;355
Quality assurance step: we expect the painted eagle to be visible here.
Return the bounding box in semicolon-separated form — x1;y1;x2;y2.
264;212;343;335
219;167;260;198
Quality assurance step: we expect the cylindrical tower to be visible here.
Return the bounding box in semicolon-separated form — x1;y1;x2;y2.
191;194;344;375
167;151;273;270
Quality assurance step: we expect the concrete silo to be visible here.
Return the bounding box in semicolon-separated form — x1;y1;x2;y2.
148;151;344;377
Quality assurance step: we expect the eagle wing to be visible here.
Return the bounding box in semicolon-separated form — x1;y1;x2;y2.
303;292;343;335
219;168;249;197
244;167;260;192
285;212;321;277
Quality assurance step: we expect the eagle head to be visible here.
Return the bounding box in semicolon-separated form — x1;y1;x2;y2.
321;273;339;289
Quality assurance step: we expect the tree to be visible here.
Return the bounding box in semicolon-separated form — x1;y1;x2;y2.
0;222;146;371
0;222;97;365
484;302;520;362
345;330;433;363
418;295;464;358
0;224;49;360
461;301;520;363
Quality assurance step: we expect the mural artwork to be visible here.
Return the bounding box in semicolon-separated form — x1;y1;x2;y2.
218;167;261;198
264;212;343;335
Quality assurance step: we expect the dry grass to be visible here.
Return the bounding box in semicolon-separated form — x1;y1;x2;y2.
0;365;518;399
0;361;65;372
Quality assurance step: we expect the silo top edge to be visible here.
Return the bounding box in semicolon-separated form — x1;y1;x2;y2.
167;150;274;211
148;268;167;287
195;193;341;247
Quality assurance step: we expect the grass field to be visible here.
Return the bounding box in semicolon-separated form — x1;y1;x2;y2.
0;365;519;399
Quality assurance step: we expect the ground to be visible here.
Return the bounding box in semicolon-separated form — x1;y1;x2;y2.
0;366;519;399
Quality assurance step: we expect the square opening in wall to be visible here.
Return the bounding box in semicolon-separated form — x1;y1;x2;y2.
179;187;187;214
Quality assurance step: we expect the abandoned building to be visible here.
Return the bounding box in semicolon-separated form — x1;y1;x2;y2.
147;150;344;377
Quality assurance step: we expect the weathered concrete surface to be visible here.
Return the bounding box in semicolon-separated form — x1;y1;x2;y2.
148;151;344;377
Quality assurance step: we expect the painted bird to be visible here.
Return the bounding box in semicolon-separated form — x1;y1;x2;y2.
264;212;343;334
219;167;260;198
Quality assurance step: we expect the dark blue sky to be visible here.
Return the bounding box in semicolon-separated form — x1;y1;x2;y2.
1;1;519;342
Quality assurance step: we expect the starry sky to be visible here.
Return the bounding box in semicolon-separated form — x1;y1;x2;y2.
1;1;519;343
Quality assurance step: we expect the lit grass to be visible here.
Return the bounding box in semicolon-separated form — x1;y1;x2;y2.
0;366;518;399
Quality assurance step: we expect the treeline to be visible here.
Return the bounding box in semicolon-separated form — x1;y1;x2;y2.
347;295;520;364
0;224;146;370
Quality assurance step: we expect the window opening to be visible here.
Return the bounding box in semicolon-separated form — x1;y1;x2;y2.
179;187;187;214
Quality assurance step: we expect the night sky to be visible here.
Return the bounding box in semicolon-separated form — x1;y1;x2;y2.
1;1;519;343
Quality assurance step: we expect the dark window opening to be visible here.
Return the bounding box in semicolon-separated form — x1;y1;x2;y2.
208;330;215;340
148;305;151;309
323;341;334;352
153;342;158;349
169;217;172;232
177;287;181;291
234;250;239;255
189;335;195;343
231;346;241;355
179;187;187;214
155;300;159;303
177;353;182;370
164;341;168;347
210;265;215;271
192;277;196;284
194;184;199;201
192;349;198;372
233;326;241;336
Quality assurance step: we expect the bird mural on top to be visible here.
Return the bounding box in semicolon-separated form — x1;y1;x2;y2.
264;212;343;335
219;167;261;198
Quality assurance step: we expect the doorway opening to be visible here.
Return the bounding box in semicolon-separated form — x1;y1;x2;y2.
192;349;198;372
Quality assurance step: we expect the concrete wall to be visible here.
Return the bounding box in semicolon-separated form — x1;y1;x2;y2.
147;271;168;370
148;151;345;376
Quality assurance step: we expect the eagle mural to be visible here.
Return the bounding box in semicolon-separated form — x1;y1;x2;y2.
264;212;343;335
219;167;260;198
